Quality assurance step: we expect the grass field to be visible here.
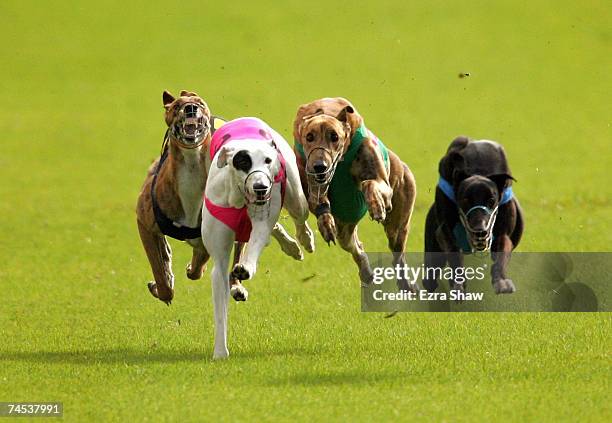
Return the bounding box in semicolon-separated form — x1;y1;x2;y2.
1;0;610;421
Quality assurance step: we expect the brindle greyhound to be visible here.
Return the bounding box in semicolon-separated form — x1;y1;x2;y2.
423;136;524;294
293;97;417;291
136;90;305;304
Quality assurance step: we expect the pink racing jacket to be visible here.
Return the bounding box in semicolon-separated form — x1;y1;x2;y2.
205;117;287;242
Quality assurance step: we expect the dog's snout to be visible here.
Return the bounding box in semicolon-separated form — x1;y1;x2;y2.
313;161;328;174
184;104;198;116
473;230;488;239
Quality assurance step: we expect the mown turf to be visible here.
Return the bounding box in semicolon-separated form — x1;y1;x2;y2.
0;0;610;421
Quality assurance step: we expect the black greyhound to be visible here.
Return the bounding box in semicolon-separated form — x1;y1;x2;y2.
423;136;524;294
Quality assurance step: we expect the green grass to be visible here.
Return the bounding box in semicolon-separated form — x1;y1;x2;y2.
0;0;610;421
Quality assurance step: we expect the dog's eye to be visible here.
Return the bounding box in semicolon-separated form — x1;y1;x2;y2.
265;157;272;164
232;150;252;172
488;198;496;208
330;131;339;142
306;133;314;142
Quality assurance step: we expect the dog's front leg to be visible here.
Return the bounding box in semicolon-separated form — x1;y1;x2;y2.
229;242;249;302
208;238;232;359
202;210;235;359
137;219;175;305
491;234;515;294
211;253;231;359
353;140;392;222
231;220;273;281
309;194;336;245
185;238;209;280
361;180;393;222
316;205;337;246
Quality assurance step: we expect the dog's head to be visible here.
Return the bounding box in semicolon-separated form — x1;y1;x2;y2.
163;90;211;148
216;139;281;206
454;172;514;252
296;106;356;201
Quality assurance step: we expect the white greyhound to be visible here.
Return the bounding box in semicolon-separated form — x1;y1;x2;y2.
201;117;315;359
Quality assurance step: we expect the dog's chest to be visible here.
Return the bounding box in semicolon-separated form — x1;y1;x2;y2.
176;161;205;228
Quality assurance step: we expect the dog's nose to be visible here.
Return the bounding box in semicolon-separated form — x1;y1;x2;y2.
253;183;269;191
184;104;198;116
313;161;328;174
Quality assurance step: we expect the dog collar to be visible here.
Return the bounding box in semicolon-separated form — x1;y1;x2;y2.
437;176;513;205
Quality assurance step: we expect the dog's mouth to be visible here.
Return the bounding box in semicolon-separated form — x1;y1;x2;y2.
459;205;499;253
172;103;210;147
244;172;273;207
470;231;491;252
313;173;329;184
253;188;270;206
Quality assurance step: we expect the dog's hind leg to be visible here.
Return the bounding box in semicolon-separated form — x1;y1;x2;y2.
337;222;374;286
383;162;417;292
137;219;174;304
229;242;248;301
271;223;304;261
185;239;209;280
282;162;315;253
423;205;446;292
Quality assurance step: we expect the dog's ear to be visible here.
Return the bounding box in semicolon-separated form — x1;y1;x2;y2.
163;90;175;108
439;136;469;177
488;173;515;198
447;136;470;153
452;168;470;185
336;105;354;123
180;90;198;97
337;105;355;139
449;151;465;168
216;146;235;168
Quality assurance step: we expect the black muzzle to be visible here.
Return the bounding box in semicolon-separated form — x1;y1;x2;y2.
458;205;499;252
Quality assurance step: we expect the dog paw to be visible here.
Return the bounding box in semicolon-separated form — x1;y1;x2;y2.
230;283;249;302
362;181;387;222
493;278;516;294
317;213;337;245
231;263;254;281
185;263;206;280
359;268;374;287
147;281;174;305
397;277;419;294
297;223;316;253
213;348;229;360
279;238;304;261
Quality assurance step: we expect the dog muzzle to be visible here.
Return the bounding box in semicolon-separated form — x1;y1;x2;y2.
171;103;210;148
244;171;273;207
305;147;342;201
458;205;499;252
